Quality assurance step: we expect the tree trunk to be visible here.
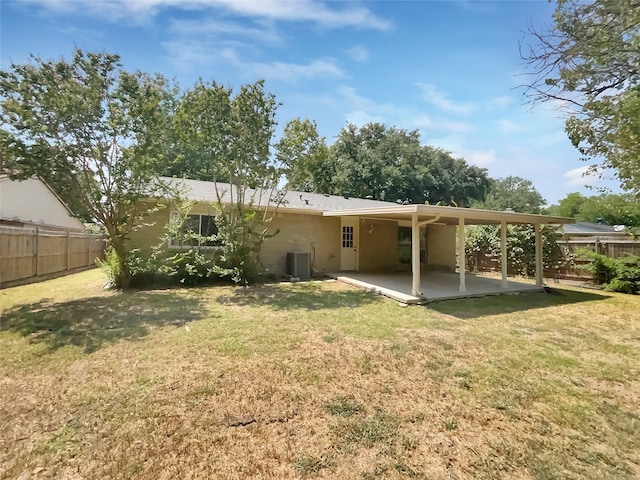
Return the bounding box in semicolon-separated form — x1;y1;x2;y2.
111;238;132;289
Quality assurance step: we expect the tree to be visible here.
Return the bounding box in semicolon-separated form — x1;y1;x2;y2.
0;50;176;288
523;0;640;192
546;192;587;218
319;122;489;206
173;79;281;284
473;176;546;213
276;118;330;192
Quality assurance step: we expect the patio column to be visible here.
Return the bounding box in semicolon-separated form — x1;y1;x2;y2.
534;223;543;286
501;219;508;289
411;212;421;296
458;217;466;293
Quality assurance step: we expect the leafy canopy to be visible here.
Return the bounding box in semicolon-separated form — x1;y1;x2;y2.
0;49;177;287
296;122;490;207
523;0;640;192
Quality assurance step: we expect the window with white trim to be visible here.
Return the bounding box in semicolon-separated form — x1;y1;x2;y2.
169;213;221;248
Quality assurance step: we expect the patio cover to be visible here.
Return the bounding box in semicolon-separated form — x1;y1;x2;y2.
323;204;575;299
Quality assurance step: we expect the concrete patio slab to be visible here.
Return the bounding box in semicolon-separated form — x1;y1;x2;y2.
327;271;543;304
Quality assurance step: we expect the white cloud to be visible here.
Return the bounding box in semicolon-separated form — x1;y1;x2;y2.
346;45;370;63
337;86;474;134
497;119;522;134
460;149;498;167
416;83;476;115
164;41;345;82
563;165;601;187
486;95;513;109
250;58;346;82
168;18;282;45
22;0;392;30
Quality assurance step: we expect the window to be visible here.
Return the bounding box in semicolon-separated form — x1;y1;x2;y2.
169;213;221;248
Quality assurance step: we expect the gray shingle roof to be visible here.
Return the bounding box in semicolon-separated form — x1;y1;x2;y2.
563;222;627;234
159;177;397;212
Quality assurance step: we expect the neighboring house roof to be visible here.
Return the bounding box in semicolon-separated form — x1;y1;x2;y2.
0;175;84;231
159;177;397;214
563;222;628;235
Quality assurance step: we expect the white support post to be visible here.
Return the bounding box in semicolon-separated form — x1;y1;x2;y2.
534;223;543;287
411;212;421;296
458;217;466;293
501;220;508;289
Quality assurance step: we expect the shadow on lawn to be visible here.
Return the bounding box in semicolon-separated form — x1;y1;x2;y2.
430;287;609;319
0;291;209;354
217;282;381;310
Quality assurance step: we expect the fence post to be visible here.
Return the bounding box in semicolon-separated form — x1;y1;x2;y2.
66;231;71;270
87;236;91;267
34;226;39;277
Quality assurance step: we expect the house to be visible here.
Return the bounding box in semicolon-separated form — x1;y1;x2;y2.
128;177;574;303
0;175;84;232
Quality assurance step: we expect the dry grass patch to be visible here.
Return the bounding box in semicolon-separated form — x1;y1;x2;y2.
1;269;639;479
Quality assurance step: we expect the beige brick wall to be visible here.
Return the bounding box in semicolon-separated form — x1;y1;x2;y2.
261;212;341;276
426;224;456;271
127;202;456;276
127;206;171;254
358;218;399;272
127;202;221;254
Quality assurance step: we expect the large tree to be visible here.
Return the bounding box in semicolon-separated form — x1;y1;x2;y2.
171;79;281;284
0;50;176;287
473;176;546;214
523;0;640;192
319;122;489;206
548;192;640;226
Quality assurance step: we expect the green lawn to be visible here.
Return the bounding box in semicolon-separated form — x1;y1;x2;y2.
1;269;639;479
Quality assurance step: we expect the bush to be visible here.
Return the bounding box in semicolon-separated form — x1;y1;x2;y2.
581;251;640;294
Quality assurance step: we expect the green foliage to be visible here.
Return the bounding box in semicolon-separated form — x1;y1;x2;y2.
171;80;281;285
473;176;546;213
312;122;489;206
96;247;122;288
276;118;330;192
548;192;640;226
524;0;640;192
580;251;640;294
466;224;569;276
0;49;177;288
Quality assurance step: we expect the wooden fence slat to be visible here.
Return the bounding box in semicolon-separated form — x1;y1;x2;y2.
0;226;106;285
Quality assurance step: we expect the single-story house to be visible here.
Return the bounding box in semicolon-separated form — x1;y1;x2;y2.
128;177;574;303
0;175;84;232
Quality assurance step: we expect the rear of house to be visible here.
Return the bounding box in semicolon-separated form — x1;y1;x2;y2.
127;178;458;279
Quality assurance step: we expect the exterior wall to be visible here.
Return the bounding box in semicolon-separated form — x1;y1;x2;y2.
262;212;340;276
426;224;456;271
358;218;399;272
0;177;84;231
127;206;171;253
126;203;342;277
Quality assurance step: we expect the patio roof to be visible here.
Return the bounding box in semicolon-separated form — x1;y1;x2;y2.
323;204;575;225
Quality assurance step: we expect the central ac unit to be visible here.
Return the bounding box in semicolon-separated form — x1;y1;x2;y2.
286;252;311;279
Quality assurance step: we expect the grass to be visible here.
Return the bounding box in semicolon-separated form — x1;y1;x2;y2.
1;269;639;479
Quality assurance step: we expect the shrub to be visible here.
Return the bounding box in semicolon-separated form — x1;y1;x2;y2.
581;251;640;294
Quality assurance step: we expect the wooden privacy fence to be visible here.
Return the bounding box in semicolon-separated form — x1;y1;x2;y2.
467;235;640;282
0;225;106;286
556;236;640;281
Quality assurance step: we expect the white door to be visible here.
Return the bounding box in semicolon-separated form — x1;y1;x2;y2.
340;217;359;271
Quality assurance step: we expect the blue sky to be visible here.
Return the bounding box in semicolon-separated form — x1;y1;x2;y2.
1;0;621;204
